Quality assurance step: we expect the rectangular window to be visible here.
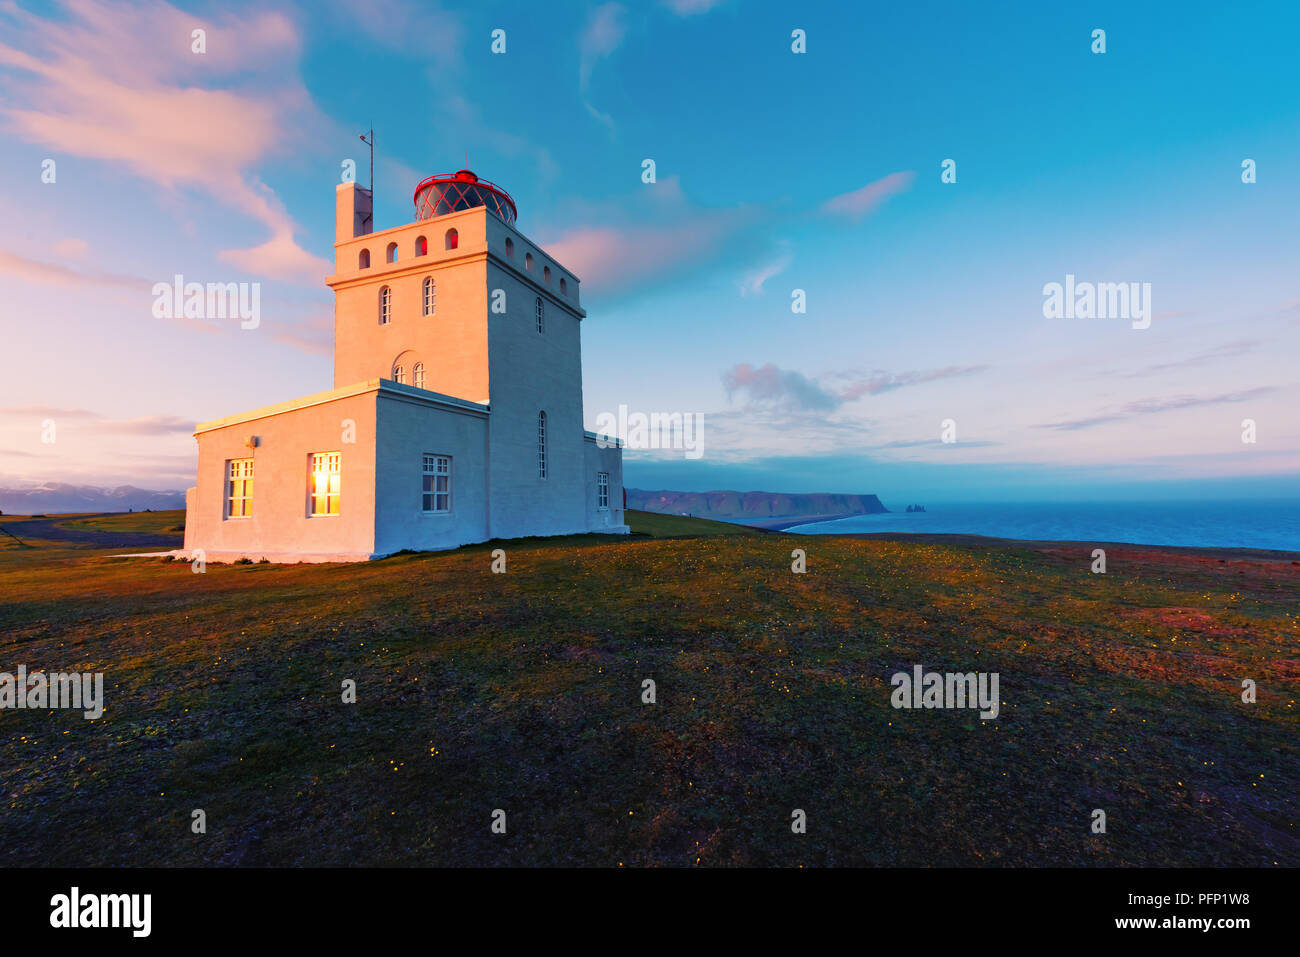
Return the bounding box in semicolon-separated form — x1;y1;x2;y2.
597;471;609;509
537;413;547;479
309;451;341;516
422;454;451;513
226;458;254;518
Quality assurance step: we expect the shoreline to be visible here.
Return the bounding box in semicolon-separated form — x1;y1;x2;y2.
737;512;875;531
697;513;1300;561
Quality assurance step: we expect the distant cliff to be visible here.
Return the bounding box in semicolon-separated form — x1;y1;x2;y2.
0;483;186;515
626;489;887;524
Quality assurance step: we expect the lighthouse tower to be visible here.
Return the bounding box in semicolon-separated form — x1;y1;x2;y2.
182;165;627;563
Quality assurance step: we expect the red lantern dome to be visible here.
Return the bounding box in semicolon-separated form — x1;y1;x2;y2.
412;169;517;225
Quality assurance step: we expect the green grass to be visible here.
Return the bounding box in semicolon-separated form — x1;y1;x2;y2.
0;522;1295;867
58;509;186;535
626;508;763;538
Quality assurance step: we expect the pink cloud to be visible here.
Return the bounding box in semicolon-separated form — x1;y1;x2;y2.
819;171;915;221
0;0;330;284
52;238;88;258
0;248;142;289
546;212;744;296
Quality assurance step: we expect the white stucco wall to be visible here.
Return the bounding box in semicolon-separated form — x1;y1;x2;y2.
584;434;629;533
184;384;380;562
372;383;490;555
482;255;592;538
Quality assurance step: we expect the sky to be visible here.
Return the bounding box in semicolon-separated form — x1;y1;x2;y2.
0;0;1297;504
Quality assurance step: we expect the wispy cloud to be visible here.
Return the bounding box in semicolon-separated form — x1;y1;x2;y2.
1121;338;1260;377
836;365;988;399
722;362;989;412
738;242;793;296
0;405;193;436
546;198;757;296
0;0;331;284
819;171;915;220
579;3;627;131
722;363;840;411
0;248;145;290
1037;387;1276;432
661;0;728;13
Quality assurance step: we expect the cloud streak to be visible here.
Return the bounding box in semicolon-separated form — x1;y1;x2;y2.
722;362;985;411
819;171;915;220
0;0;331;284
1036;387;1277;431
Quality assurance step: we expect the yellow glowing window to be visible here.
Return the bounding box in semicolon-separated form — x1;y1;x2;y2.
309;452;341;516
226;458;254;518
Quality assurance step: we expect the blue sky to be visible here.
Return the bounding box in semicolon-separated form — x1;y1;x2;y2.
0;0;1297;503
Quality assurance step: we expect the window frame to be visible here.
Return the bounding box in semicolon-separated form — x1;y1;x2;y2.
225;457;254;519
422;276;436;316
308;451;341;517
422;453;452;514
597;471;609;510
379;285;392;325
537;411;547;480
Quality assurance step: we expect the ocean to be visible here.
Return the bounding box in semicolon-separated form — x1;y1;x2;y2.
786;499;1300;552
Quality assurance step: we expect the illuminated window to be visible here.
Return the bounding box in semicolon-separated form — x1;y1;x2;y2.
422;276;436;316
597;472;609;510
226;458;253;518
309;452;341;516
393;364;406;385
379;286;391;325
413;362;425;390
445;228;458;250
358;248;370;269
535;296;544;333
422;454;451;513
537;411;547;479
386;242;398;263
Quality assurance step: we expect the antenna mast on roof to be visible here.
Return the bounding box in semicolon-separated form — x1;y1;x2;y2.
358;127;374;227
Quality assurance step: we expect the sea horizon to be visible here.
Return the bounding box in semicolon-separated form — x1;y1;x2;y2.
785;497;1300;552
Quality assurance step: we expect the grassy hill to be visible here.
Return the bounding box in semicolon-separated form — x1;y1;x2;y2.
0;510;1295;866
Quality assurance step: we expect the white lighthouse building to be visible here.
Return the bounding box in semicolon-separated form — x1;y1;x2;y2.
183;168;628;563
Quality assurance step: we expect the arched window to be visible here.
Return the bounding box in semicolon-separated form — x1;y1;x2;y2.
544;266;552;285
393;364;406;385
505;237;514;258
525;252;534;271
535;296;544;334
386;242;398;263
560;277;567;295
422;277;436;316
413;362;425;390
445;228;458;250
378;285;391;325
537;411;547;479
358;248;370;269
415;235;428;256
